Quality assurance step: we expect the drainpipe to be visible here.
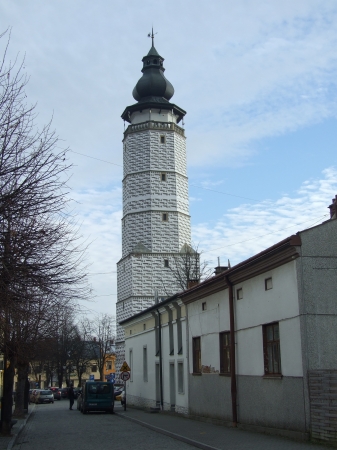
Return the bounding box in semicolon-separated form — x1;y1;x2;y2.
157;308;164;410
225;275;237;426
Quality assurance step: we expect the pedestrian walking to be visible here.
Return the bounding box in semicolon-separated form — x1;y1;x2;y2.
68;384;75;410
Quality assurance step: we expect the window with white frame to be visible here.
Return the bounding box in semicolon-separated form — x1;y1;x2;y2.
143;346;148;382
178;361;184;393
129;349;133;381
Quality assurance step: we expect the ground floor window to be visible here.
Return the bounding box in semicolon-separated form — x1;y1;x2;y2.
193;337;201;373
263;322;281;375
178;361;184;393
219;332;231;374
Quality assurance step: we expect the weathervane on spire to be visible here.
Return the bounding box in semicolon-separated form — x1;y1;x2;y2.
147;27;157;46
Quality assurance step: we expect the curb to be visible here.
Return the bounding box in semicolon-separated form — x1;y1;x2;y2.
115;411;221;450
7;405;36;450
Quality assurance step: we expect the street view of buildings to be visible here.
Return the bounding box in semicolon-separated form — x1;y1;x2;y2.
116;38;337;446
1;11;337;450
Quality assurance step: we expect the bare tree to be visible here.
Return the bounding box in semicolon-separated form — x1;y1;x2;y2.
0;31;90;433
165;244;212;293
70;321;95;387
85;314;116;382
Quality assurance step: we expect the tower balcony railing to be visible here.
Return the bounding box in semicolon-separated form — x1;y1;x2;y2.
124;121;185;137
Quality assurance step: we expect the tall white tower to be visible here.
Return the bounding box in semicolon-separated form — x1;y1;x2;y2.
116;37;192;370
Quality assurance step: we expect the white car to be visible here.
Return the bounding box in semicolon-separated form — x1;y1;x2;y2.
35;390;54;404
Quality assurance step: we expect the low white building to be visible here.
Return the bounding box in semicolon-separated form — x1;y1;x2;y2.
180;197;337;444
120;197;337;445
120;294;189;414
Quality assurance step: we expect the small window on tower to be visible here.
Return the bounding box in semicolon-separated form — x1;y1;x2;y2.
161;173;167;182
153;59;158;64
162;213;168;222
160;135;166;144
164;259;169;268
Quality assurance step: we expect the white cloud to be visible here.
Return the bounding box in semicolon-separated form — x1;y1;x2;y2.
3;0;337;177
193;167;337;267
2;0;337;317
71;188;122;316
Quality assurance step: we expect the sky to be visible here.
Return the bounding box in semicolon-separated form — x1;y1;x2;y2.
2;0;337;317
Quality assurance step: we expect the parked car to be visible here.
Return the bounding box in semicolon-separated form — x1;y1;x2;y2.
113;385;124;400
115;389;125;405
73;388;80;399
49;387;61;400
35;390;54;404
60;388;69;399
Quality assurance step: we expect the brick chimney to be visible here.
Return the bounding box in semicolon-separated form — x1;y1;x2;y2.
214;266;228;275
214;257;231;275
187;279;199;289
328;195;337;219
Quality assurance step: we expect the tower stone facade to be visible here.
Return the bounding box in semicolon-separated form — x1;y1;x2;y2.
116;40;192;371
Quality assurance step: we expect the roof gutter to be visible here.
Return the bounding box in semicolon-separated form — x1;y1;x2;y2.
225;275;237;427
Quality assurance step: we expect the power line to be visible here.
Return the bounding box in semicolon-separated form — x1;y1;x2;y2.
87;271;117;275
69;150;123;167
68;149;261;201
92;293;117;297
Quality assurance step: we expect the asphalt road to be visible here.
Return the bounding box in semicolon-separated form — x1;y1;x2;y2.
13;400;197;450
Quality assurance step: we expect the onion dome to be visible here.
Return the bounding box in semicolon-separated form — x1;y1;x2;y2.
132;45;174;102
121;38;186;124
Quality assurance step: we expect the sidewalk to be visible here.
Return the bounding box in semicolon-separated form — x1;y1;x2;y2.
0;405;35;450
115;407;330;450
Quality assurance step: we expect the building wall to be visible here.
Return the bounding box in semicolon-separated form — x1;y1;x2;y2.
102;354;116;380
296;219;337;443
123;301;189;414
186;261;306;432
297;219;337;371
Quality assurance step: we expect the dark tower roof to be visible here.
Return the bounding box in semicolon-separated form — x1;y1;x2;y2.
132;45;174;102
121;42;186;124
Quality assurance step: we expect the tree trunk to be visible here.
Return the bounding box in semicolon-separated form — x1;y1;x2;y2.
58;371;63;388
1;354;16;436
13;362;28;418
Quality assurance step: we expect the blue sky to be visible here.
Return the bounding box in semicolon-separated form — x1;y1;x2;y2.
2;0;337;316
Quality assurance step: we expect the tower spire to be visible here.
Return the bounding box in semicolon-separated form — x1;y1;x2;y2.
148;27;157;47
